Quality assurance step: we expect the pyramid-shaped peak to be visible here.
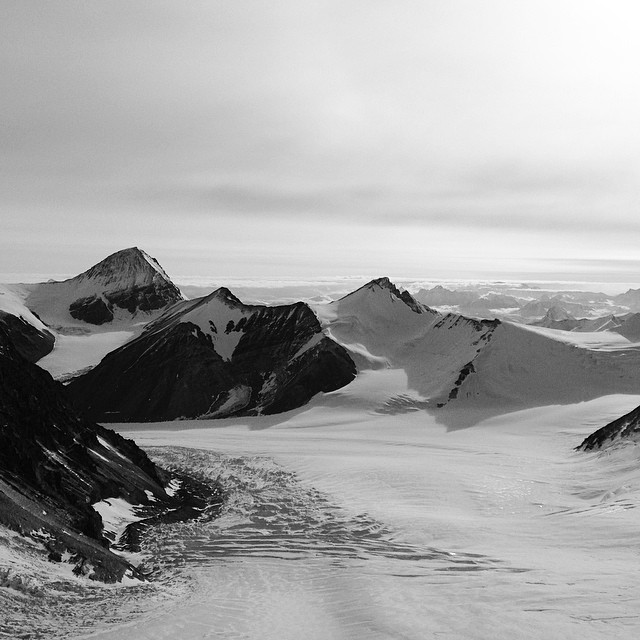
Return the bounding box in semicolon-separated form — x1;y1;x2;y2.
369;276;394;288
350;276;400;295
75;247;174;288
204;287;244;307
544;305;574;322
342;277;433;315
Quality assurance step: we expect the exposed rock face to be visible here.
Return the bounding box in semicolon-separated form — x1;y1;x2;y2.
67;288;357;422
69;295;114;325
0;328;177;581
25;247;184;326
577;405;640;451
0;310;54;362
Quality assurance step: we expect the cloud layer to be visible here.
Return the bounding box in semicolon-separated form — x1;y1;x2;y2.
2;1;640;281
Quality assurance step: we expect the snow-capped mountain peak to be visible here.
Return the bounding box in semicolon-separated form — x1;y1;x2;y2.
75;247;173;291
203;286;244;307
24;247;184;326
339;277;434;315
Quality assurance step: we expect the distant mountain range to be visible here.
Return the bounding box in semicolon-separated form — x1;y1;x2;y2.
2;247;640;421
531;306;640;340
412;283;640;320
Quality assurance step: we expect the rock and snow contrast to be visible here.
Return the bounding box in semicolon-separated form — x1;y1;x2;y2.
23;247;184;328
0;325;219;586
315;277;640;414
6;258;640;639
67;287;356;421
58;273;640;422
0;283;54;361
577;403;640;451
0;247;186;381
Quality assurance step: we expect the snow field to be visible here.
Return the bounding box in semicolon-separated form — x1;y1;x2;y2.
78;388;640;640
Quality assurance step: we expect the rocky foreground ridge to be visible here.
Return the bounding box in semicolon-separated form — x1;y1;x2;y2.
0;327;218;582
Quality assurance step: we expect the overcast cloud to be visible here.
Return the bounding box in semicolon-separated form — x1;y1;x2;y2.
2;1;640;281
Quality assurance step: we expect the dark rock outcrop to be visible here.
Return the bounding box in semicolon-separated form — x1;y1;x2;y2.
577;404;640;451
0;310;54;362
0;327;195;581
67;288;357;422
69;295;114;325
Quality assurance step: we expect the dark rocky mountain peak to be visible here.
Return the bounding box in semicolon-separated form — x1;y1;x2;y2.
67;292;356;422
72;246;182;300
0;310;54;362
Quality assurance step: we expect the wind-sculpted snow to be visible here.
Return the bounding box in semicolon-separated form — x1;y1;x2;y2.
32;396;640;640
0;445;520;639
140;447;512;573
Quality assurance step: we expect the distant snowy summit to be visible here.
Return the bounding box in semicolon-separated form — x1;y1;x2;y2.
67;286;356;421
531;305;640;340
24;247;184;327
346;277;435;315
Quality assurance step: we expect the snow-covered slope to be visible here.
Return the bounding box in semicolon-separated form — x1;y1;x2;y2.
23;247;183;327
314;277;440;368
448;321;640;409
67;288;356;421
314;278;640;412
314;278;499;404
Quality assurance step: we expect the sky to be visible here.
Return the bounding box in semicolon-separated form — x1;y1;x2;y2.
2;1;640;283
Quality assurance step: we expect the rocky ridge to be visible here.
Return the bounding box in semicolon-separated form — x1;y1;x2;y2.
67;288;357;421
0;327;214;582
577;404;640;451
